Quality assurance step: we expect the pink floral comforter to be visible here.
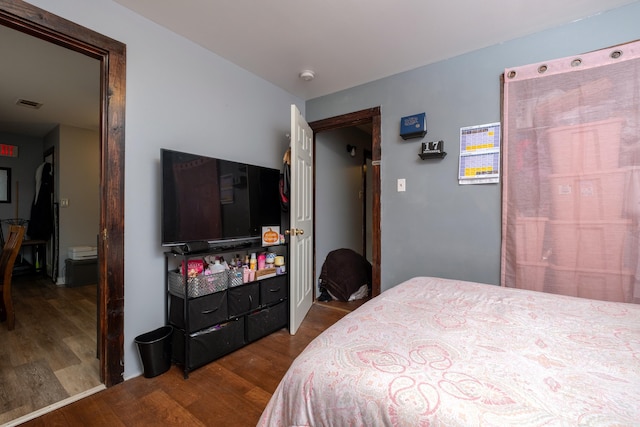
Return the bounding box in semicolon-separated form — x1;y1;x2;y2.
258;277;640;426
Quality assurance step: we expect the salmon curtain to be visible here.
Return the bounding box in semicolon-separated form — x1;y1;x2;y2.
502;40;640;304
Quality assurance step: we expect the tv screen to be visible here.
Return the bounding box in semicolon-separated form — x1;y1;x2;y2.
161;149;281;247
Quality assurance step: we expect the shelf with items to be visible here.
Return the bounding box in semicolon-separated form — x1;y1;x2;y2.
164;244;288;378
418;151;447;160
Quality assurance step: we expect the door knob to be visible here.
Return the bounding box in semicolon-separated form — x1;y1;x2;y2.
285;228;304;236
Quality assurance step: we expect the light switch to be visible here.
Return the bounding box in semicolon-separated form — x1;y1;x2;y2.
60;198;70;207
397;178;406;192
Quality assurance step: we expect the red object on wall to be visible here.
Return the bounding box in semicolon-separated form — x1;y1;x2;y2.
0;144;18;157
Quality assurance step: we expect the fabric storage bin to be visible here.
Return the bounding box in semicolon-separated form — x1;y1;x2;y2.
547;118;623;174
515;217;548;263
169;291;228;332
515;261;548;292
246;301;287;343
259;275;288;306
548;168;628;221
227;282;259;318
549;265;632;303
65;258;98;287
549;220;631;270
172;317;245;370
168;270;228;298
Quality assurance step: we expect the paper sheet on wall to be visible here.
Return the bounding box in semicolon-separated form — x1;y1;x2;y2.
458;122;501;185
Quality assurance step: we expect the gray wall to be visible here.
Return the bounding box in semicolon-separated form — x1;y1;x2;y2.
307;2;640;292
55;125;100;282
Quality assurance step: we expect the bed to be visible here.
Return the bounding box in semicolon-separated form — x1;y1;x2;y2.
258;276;640;426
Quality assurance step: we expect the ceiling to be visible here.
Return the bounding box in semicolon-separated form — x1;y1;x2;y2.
0;24;100;138
0;0;636;138
114;0;636;99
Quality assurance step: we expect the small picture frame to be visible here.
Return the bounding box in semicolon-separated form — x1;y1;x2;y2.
262;226;280;246
0;167;10;203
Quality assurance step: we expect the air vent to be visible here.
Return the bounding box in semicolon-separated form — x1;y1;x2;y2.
15;98;43;109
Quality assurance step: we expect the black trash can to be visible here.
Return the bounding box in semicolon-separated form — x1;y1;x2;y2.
134;325;173;378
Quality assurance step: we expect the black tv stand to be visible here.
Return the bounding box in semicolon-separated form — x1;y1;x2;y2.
165;243;289;378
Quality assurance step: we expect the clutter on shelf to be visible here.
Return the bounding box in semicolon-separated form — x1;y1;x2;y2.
177;250;286;291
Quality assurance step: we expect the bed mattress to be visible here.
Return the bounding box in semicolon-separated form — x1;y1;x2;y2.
259;276;640;426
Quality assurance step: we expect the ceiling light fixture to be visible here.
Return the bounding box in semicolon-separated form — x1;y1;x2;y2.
299;70;315;81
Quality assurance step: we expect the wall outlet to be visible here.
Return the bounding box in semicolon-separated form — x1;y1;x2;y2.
397;178;406;192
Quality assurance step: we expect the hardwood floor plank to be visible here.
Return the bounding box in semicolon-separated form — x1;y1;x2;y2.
55;397;125;427
28;332;81;372
243;385;273;412
186;382;264;427
122;389;207;426
5;327;43;367
55;358;100;396
14;359;70;408
0;405;32;425
0;368;22;415
19;297;83;340
61;332;97;362
48;288;96;321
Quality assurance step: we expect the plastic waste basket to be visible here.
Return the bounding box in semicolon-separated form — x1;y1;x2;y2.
134;325;173;378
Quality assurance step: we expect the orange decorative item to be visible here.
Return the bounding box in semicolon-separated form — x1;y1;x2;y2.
262;226;280;246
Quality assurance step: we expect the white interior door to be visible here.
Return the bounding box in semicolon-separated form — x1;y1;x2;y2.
289;104;314;334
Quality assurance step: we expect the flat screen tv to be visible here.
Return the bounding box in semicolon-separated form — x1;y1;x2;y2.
161;149;281;248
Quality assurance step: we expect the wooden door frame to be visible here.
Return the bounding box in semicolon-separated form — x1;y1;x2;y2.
42;146;57;281
309;107;381;297
362;149;372;257
0;0;125;387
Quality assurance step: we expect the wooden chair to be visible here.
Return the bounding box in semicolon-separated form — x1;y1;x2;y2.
0;225;26;330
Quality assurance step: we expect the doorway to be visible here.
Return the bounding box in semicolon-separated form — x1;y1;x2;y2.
310;107;381;298
0;0;125;389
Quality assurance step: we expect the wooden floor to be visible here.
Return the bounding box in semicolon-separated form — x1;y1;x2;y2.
0;275;100;425
3;283;367;426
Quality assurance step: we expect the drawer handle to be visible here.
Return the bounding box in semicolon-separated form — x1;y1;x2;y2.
202;308;218;314
269;287;281;293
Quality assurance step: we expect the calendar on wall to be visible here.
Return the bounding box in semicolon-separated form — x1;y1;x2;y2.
458;122;501;185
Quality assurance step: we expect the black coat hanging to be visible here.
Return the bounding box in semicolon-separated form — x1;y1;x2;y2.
279;148;290;212
27;162;53;240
